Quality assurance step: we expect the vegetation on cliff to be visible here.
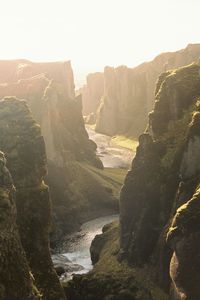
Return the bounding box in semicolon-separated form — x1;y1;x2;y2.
119;63;200;299
0;60;122;245
0;151;41;300
66;63;200;300
0;98;66;300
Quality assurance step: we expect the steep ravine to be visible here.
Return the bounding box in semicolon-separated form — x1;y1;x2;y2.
81;43;200;138
52;127;134;280
0;59;127;246
0;97;66;300
65;63;200;300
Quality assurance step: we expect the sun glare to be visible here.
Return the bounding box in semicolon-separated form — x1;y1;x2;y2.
0;0;200;84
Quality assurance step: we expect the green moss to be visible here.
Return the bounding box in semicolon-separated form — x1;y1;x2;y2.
151;64;200;137
167;186;200;245
159;103;196;171
49;161;127;242
188;105;200;137
111;135;138;151
65;222;168;300
0;97;66;300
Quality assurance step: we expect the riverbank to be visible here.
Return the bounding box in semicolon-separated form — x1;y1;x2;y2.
52;126;136;282
86;125;136;168
52;215;119;281
64;221;168;300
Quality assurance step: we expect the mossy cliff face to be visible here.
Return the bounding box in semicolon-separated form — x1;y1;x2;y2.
119;63;200;299
0;60;121;243
119;133;163;265
0;98;66;300
65;221;167;300
0;151;41;300
81;44;200;137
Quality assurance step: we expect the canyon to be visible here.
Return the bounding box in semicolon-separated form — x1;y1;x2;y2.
0;97;66;299
81;43;200;137
0;45;200;300
0;60;124;245
66;63;200;300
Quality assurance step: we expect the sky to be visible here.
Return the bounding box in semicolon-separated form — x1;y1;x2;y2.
0;0;200;86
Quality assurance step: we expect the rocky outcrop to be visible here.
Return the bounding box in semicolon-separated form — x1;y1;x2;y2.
167;187;200;299
79;72;104;119
0;59;75;97
0;60;97;167
65;62;200;300
0;59;122;244
0;151;41;300
0;97;66;300
119;63;200;298
81;44;200;137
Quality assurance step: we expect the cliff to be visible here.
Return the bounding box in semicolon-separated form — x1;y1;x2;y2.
81;44;200;137
0;60;121;243
120;63;200;298
66;63;200;300
0;98;66;299
0;151;42;300
79;72;104;118
0;59;75;97
0;60;96;165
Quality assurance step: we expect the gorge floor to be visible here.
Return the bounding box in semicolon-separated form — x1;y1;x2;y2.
52;127;136;281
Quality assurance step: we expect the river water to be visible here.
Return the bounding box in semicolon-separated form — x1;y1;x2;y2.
52;214;119;280
87;126;134;168
52;128;135;280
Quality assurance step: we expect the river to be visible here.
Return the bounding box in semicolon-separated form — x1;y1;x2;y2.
86;126;134;168
52;215;119;281
52;128;135;280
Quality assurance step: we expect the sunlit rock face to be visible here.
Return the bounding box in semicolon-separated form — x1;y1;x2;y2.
0;98;66;300
0;59;75;98
119;63;200;298
0;151;41;300
82;44;200;137
79;72;104;119
0;60;98;167
0;60;117;244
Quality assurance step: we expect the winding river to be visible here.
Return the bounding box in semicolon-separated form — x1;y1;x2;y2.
52;128;135;280
87;126;134;168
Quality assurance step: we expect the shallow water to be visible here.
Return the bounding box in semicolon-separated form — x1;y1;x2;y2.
86;126;134;168
52;214;119;280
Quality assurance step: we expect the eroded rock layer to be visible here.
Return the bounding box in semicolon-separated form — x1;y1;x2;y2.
0;151;41;300
66;63;200;300
80;72;104;118
81;44;200;137
0;98;66;300
0;60;122;243
120;63;200;299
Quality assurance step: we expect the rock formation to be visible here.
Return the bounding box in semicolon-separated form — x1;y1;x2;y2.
0;150;41;300
66;63;200;300
0;59;120;244
0;60;97;166
0;97;66;300
79;72;104;118
81;44;200;137
120;63;200;298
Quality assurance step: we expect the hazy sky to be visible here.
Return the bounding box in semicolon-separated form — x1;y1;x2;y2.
0;0;200;84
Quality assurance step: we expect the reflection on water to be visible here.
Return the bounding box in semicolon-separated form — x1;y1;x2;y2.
53;215;119;280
